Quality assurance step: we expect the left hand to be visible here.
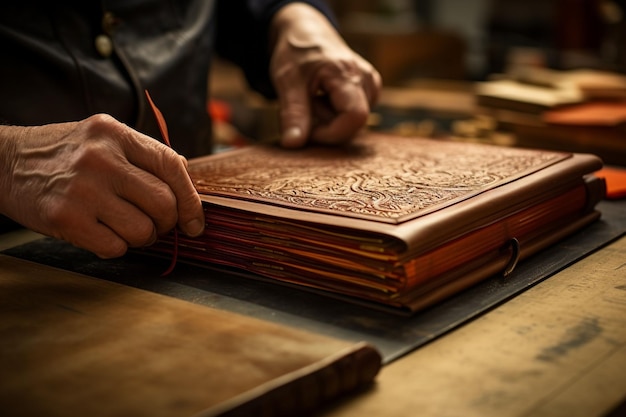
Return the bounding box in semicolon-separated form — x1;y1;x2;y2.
269;3;382;148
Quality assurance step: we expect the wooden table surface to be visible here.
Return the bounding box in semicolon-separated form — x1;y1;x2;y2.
320;235;626;417
1;229;625;417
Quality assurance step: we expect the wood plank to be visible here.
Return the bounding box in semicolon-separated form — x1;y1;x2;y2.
322;236;626;417
0;255;381;417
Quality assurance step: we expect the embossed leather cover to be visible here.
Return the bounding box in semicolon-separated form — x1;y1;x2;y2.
152;133;605;313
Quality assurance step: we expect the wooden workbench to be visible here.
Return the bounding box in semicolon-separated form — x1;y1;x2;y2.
0;230;625;417
320;235;626;417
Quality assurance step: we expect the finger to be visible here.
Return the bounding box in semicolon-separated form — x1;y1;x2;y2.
362;65;382;107
97;193;159;248
116;128;205;237
311;72;369;143
75;224;129;259
77;115;204;237
109;163;178;236
58;213;130;259
353;53;382;107
274;72;313;148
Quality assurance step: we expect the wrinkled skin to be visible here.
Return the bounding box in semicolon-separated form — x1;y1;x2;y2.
0;115;205;258
270;3;382;148
0;3;380;258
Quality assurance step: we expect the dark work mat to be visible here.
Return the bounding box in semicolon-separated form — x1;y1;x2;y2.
4;199;625;364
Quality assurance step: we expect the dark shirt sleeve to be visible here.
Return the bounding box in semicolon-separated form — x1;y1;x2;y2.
214;0;336;98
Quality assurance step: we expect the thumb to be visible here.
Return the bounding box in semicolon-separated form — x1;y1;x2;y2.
277;83;312;148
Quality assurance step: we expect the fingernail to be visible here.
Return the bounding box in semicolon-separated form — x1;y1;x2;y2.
282;126;303;148
184;218;204;237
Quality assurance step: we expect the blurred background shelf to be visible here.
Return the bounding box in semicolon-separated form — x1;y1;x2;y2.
209;0;626;167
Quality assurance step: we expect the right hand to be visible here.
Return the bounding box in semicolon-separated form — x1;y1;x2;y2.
0;114;205;258
269;3;382;148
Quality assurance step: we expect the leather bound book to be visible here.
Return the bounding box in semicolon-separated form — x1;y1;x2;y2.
0;255;382;417
150;133;605;314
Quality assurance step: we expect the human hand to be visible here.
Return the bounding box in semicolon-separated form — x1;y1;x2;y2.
269;3;382;148
0;115;204;258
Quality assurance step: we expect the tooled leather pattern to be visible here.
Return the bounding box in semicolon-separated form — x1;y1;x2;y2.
191;135;567;224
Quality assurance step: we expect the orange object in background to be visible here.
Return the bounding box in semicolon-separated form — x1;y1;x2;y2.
207;99;251;150
207;99;232;123
595;167;626;199
544;102;626;127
